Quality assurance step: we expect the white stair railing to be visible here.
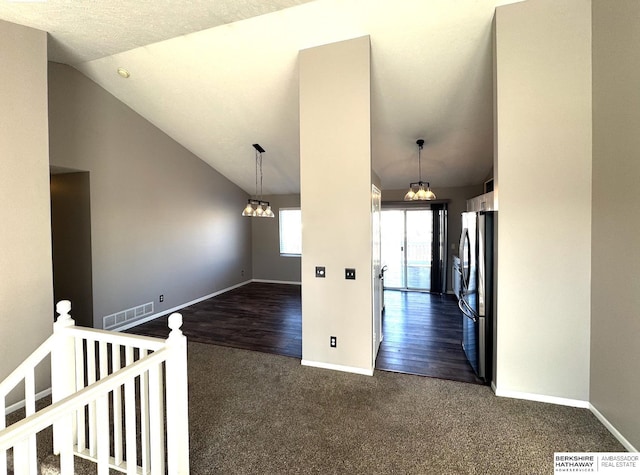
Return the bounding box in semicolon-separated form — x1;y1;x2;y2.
0;300;189;474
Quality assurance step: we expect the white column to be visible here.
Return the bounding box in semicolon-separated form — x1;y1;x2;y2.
299;36;374;375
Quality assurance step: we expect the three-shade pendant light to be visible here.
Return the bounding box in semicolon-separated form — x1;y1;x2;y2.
404;139;436;201
242;144;274;218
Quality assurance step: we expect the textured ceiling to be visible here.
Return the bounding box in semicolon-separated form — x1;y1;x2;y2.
0;0;314;63
1;0;520;194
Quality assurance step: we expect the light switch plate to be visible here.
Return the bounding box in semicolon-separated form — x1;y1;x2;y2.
315;266;326;278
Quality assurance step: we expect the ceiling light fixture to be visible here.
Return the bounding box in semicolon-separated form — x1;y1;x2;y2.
242;144;274;218
404;139;436;201
117;67;130;78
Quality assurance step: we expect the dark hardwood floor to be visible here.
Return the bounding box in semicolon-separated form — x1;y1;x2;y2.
128;283;302;358
128;282;483;385
376;290;484;385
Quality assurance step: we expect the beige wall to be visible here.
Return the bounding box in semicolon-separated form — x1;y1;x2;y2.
0;20;53;400
251;194;301;283
495;0;592;402
591;0;640;450
48;63;252;328
300;36;373;373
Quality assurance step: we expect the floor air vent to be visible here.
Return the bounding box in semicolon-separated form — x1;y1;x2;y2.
103;302;154;330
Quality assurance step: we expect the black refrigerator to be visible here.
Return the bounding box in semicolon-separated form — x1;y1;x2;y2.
458;211;495;382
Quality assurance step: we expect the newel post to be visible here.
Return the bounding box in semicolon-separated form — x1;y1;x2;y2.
51;300;77;457
165;313;190;474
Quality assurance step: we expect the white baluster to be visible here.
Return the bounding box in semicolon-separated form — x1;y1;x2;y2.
141;350;150;474
13;438;32;475
112;346;123;466
24;371;36;475
0;395;6;475
52;300;77;456
124;346;136;475
96;394;109;475
148;361;165;475
165;313;189;474
86;339;97;457
75;337;86;453
97;341;110;473
59;413;75;475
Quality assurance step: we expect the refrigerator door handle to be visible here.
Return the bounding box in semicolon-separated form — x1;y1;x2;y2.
458;294;478;323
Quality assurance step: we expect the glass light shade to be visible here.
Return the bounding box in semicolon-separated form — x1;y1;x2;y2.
264;206;274;218
415;186;428;200
404;189;416;201
425;188;436;200
242;203;254;216
255;206;264;217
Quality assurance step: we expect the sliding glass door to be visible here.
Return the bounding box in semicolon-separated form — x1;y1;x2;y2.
381;206;447;293
381;210;406;288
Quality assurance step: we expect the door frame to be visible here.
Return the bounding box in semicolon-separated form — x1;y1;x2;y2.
371;184;383;366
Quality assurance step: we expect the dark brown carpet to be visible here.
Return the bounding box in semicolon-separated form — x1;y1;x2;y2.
4;342;626;474
187;342;624;474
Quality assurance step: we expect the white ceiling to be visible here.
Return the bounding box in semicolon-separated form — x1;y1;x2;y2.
1;0;519;195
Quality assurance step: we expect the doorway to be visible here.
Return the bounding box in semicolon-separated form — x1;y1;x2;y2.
381;206;447;294
376;203;482;384
50;170;94;327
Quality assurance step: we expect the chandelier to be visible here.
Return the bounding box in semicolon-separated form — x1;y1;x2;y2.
404;139;436;201
242;144;274;218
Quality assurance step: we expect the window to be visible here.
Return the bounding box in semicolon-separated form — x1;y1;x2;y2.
279;208;301;256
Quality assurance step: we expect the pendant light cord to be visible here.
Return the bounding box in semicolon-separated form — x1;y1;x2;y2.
418;142;423;183
254;149;259;199
259;152;264;201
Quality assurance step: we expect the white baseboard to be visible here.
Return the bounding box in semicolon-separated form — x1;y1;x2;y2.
4;388;52;416
494;387;590;409
484;384;637;452
590;403;638;452
114;280;253;331
301;359;374;376
252;279;301;285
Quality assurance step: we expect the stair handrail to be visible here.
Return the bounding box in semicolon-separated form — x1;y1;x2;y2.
0;301;190;474
0;346;169;450
0;335;54;400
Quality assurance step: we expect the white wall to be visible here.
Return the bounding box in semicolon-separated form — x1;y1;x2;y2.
494;0;592;403
299;36;373;374
590;0;640;450
0;20;53;400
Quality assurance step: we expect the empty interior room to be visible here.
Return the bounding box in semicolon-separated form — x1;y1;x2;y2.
2;0;639;471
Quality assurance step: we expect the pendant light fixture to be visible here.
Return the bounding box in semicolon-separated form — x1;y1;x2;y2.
404;139;436;201
241;144;274;218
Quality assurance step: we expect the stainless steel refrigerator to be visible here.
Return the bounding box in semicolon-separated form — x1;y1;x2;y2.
458;211;495;382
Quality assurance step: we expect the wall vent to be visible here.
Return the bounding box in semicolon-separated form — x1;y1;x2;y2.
103;301;154;330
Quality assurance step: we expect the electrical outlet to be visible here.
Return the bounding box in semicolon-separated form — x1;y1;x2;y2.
315;266;326;278
345;268;356;280
330;336;337;348
241;269;245;277
159;294;164;303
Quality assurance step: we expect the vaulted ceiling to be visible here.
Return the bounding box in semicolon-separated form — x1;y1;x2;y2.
1;0;519;194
